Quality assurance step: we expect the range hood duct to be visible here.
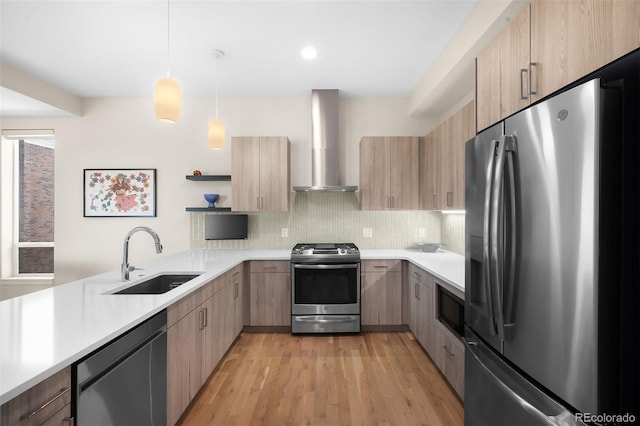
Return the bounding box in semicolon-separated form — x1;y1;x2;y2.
293;89;358;192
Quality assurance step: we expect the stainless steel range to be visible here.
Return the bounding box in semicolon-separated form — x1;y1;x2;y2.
291;243;361;334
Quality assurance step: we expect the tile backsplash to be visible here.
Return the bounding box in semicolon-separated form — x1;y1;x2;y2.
441;213;465;255
191;192;443;250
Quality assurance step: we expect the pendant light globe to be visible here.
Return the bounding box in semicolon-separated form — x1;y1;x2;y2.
155;77;182;123
208;118;226;150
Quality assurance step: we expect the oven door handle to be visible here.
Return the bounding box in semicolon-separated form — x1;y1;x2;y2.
293;263;359;270
294;316;358;323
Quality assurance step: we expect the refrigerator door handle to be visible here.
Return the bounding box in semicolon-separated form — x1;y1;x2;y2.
503;136;519;338
491;136;508;341
465;336;582;426
483;139;499;336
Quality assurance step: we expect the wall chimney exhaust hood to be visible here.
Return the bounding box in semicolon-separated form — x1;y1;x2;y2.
293;89;357;192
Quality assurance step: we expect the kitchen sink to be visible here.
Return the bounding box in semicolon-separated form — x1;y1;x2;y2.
113;274;202;295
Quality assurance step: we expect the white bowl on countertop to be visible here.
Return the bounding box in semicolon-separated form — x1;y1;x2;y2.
416;242;444;253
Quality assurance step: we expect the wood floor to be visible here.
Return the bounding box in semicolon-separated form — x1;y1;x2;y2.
180;332;464;426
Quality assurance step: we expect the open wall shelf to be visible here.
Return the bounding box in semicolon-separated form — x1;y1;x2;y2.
185;207;232;212
185;175;231;181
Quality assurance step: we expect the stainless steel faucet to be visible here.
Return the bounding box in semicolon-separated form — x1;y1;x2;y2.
121;226;163;281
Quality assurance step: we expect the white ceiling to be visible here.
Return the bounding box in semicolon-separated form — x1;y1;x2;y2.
0;0;480;115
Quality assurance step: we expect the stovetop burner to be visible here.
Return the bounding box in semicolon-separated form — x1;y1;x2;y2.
291;243;360;262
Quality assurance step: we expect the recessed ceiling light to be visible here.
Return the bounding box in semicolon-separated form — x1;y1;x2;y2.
301;46;317;60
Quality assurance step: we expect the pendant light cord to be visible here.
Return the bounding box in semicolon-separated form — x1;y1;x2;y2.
215;53;219;119
166;0;171;78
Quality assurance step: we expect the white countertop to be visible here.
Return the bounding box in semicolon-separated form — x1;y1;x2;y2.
0;248;463;404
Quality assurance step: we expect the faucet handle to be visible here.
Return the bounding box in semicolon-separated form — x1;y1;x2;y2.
128;265;144;272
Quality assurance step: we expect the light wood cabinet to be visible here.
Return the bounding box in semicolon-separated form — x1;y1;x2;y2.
419;131;440;209
167;291;201;425
231;136;291;212
435;321;465;400
360;136;420;211
477;0;640;131
230;264;244;338
249;261;291;326
476;6;530;131
531;0;640;102
421;101;474;210
408;264;435;357
167;271;243;425
361;260;402;325
1;367;72;426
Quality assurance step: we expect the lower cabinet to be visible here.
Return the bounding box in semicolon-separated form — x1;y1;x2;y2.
435;321;465;400
408;264;435;356
230;264;244;337
249;261;291;326
167;268;244;425
167;291;200;425
361;260;403;325
408;263;464;400
1;366;72;426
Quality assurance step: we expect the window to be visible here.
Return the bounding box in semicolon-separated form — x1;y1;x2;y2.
1;130;55;279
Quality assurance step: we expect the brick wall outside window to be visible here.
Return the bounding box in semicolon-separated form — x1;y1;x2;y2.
18;140;54;273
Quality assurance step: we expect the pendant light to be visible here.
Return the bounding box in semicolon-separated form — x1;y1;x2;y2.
208;49;226;150
154;0;182;123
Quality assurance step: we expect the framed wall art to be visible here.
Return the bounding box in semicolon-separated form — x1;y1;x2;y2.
84;169;157;217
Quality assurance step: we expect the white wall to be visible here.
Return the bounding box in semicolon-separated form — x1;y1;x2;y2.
0;96;435;285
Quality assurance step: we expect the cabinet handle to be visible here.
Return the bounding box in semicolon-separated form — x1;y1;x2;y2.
443;345;455;358
203;308;208;328
21;387;70;420
199;309;205;330
530;62;538;95
232;271;240;277
373;265;388;269
519;68;529;100
415;283;420;300
447;192;453;207
234;283;239;299
256;196;260;210
63;417;75;426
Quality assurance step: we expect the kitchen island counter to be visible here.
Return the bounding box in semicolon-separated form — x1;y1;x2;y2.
0;248;463;404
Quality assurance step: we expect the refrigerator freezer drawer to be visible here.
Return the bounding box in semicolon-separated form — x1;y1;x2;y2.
464;327;583;426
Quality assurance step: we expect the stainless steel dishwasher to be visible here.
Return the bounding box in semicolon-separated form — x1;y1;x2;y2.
74;310;167;425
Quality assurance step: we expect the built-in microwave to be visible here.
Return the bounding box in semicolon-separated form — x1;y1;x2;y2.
437;285;464;339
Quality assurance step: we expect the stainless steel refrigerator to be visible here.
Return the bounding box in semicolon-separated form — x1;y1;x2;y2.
464;73;639;425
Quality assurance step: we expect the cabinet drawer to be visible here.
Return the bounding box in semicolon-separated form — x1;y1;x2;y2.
435;322;465;399
229;264;243;284
40;404;71;426
409;264;434;289
167;292;196;327
250;260;290;273
361;259;401;273
1;367;71;426
195;279;214;304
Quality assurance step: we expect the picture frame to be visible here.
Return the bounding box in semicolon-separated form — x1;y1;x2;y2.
83;169;157;217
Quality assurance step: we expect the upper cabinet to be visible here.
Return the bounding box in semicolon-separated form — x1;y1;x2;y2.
530;0;640;102
421;100;475;210
231;136;290;212
476;7;530;131
360;136;420;211
477;0;640;131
